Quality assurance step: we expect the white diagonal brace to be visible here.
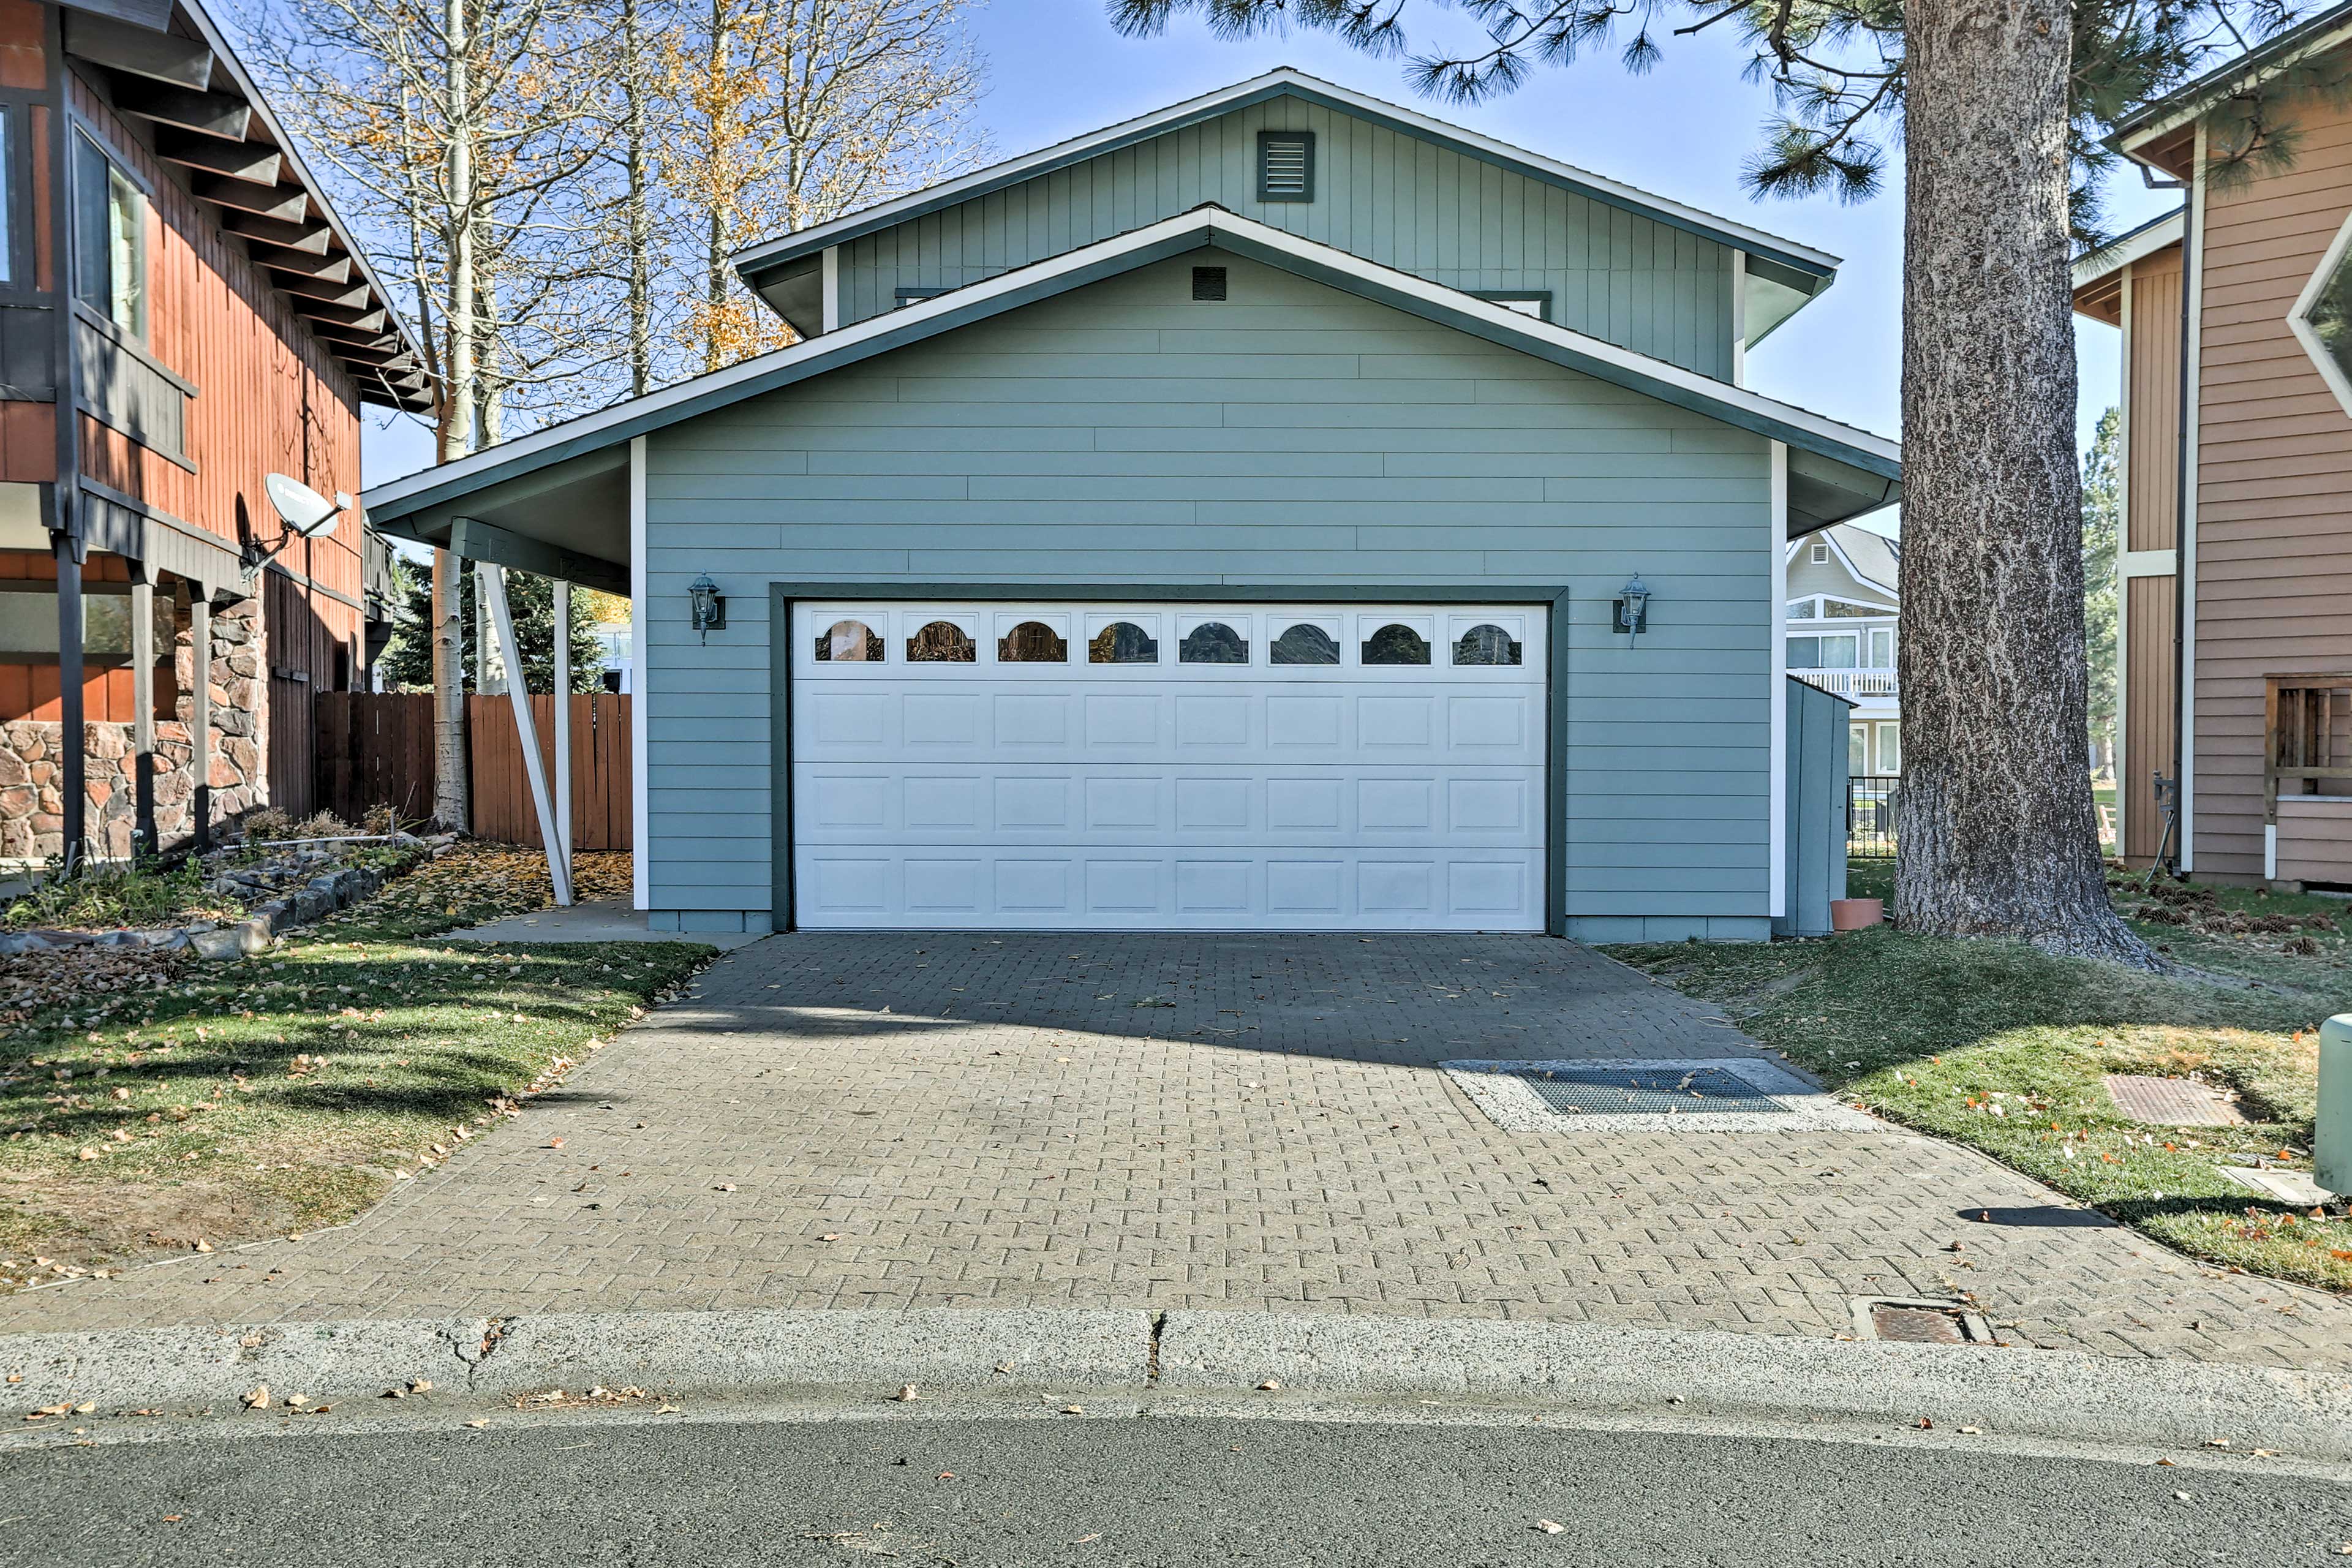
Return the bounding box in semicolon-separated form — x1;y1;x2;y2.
553;579;573;875
481;563;573;907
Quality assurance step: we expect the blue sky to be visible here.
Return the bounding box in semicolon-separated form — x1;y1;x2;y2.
363;0;2178;539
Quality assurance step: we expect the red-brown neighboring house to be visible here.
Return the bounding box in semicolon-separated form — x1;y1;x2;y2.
2073;2;2352;888
0;0;428;865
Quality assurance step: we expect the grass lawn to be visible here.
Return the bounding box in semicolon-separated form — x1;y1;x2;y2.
1609;865;2352;1292
0;846;712;1289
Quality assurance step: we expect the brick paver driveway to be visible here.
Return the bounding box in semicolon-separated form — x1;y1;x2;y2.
7;933;2348;1368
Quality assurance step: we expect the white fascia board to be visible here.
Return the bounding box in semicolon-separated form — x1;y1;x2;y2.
366;206;1895;522
2117;18;2352;157
729;68;1841;282
2073;211;2185;291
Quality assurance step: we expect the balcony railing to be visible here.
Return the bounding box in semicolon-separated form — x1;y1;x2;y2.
1790;667;1898;698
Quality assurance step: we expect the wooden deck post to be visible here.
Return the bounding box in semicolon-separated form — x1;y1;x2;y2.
55;530;85;869
131;570;155;858
191;592;212;851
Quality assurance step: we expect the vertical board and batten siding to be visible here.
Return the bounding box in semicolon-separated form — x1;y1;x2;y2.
641;251;1773;937
2192;87;2352;880
837;99;1736;382
2122;245;2184;864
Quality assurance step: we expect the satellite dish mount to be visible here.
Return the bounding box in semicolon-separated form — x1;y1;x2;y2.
244;473;350;583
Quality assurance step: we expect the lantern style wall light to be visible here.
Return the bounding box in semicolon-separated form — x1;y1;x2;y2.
688;575;726;643
1612;574;1651;644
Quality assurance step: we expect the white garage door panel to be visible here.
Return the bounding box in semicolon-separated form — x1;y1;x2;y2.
791;602;1545;932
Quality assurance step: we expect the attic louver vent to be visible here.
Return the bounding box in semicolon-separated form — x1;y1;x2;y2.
1257;131;1314;202
1191;266;1227;301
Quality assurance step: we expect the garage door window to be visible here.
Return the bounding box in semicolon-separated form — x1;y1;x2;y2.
1362;622;1430;665
1270;620;1339;665
1088;620;1158;663
1000;620;1066;662
1452;623;1521;666
815;619;883;662
1180;619;1247;664
907;619;974;662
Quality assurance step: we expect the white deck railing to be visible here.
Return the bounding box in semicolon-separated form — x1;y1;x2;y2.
1790;668;1898;698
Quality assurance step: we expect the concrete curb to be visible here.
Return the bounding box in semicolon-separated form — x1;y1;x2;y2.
2;1310;1148;1412
6;1308;2349;1460
1155;1314;2352;1460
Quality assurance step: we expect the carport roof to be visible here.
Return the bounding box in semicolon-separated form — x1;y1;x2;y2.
362;205;1902;585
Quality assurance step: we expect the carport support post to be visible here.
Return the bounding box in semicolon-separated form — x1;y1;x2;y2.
481;564;573;907
552;579;573;877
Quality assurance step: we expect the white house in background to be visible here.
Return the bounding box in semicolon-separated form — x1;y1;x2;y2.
1785;522;1901;777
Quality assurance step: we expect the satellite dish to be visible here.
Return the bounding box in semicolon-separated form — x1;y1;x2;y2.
264;472;342;540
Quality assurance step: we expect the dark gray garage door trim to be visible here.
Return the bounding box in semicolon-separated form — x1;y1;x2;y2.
766;582;1575;937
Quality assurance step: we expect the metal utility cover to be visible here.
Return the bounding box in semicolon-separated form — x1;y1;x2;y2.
2103;1074;2248;1126
1850;1296;1996;1345
1509;1066;1787;1117
1442;1057;1878;1134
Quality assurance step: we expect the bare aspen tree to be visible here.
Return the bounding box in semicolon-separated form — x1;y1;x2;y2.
246;0;616;831
657;0;987;371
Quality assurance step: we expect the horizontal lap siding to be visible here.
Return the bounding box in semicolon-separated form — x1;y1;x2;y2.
644;252;1768;920
2192;90;2352;880
839;99;1733;382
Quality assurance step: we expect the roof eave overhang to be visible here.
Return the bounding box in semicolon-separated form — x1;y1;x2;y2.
2110;7;2352;168
2070;209;2186;312
732;70;1839;300
368;207;1897;541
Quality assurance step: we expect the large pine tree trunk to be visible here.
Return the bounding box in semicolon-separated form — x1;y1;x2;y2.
1896;0;2156;965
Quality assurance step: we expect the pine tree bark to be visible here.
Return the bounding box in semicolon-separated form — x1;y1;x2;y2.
1896;0;2155;964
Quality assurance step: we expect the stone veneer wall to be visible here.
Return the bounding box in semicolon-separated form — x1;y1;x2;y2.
0;590;266;861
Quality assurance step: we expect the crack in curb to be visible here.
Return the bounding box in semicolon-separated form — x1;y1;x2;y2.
437;1317;514;1390
1146;1312;1164;1385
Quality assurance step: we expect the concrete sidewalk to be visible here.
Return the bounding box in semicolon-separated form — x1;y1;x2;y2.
4;932;2348;1372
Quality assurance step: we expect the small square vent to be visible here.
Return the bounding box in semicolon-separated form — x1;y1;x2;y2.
1257;130;1315;202
1191;266;1227;302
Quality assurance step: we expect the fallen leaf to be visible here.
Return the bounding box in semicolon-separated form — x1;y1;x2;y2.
1257;1379;1281;1391
464;1419;489;1430
894;1385;919;1402
1536;1520;1566;1534
241;1385;269;1409
1061;1404;1084;1415
714;1183;737;1193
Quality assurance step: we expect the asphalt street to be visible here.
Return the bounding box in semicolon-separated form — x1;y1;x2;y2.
4;1412;2348;1567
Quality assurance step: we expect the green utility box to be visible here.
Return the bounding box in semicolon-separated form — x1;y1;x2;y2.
2321;1015;2352;1197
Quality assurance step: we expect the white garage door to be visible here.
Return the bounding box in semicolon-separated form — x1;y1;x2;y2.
789;601;1547;931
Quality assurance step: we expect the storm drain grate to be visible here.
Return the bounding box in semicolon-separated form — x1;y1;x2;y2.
1504;1066;1789;1118
1441;1058;1879;1134
1850;1296;1996;1344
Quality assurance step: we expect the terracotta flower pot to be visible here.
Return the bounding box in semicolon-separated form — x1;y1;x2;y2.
1830;898;1884;932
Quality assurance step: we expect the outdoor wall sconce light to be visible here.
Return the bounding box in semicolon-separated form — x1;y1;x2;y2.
1612;574;1651;644
688;574;726;643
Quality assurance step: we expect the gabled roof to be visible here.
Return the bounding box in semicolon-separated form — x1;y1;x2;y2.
1826;522;1899;596
2070;208;2185;325
366;205;1898;579
731;68;1841;297
2111;0;2352;170
63;0;431;412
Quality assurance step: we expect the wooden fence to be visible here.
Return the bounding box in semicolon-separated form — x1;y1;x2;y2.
313;691;633;849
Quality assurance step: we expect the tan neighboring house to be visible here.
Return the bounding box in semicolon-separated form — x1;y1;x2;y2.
1784;522;1899;778
2073;4;2352;886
